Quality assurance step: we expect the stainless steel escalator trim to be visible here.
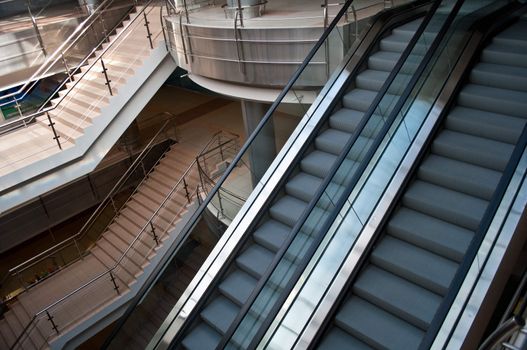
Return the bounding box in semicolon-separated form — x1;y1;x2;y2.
432;146;527;349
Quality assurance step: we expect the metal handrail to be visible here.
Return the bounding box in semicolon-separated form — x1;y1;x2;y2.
0;0;163;137
1;114;176;300
9;129;237;348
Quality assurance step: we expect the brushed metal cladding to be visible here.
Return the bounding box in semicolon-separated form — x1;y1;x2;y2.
166;17;353;87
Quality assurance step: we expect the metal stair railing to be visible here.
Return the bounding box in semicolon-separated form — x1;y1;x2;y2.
0;0;170;150
0;114;177;303
7;127;240;349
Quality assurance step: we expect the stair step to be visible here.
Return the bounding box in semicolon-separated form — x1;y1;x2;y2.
458;84;527;119
39;116;84;142
418;154;501;200
269;195;307;227
319;327;371;350
445;106;525;144
285;172;322;203
387;207;473;262
200;296;239;335
432;130;514;172
253;219;291;252
90;246;134;284
470;62;527;92
97;238;143;275
481;42;527;68
371;236;458;296
236;244;275;279
353;265;441;330
219;270;258;306
335;297;423;350
181;323;221;350
342;88;377;112
315;128;352;155
329;108;364;134
403;180;488;231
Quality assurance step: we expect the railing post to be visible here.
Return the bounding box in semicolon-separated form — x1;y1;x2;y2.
218;136;225;161
183;178;191;203
109;271;120;295
178;14;189;64
217;189;225;218
16;271;28;292
100;59;113;96
140;160;147;177
143;11;154;49
182;0;190;23
45;112;62;150
13;98;26;126
322;0;329;28
27;5;47;56
110;197;118;213
73;239;83;259
46;310;59;334
236;0;244;27
150;221;159;245
60;52;73;83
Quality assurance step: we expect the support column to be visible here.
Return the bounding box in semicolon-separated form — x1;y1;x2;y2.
241;100;276;188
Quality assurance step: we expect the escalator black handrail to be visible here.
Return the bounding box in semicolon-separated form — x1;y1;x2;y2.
216;0;456;347
101;0;363;346
420;8;527;348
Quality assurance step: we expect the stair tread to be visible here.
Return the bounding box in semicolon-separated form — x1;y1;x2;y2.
403;180;488;231
353;265;442;330
253;219;291;252
432;130;514;172
200;296;239;334
371;236;458;296
219;270;258;306
335;297;423;350
236;244;275;279
446;106;525;144
418;154;501;200
388;207;473;262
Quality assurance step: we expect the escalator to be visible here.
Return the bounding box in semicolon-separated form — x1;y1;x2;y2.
104;1;523;349
310;6;527;350
175;11;438;350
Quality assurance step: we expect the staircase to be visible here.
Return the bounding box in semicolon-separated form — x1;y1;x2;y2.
0;3;177;214
37;6;163;146
317;14;527;350
177;18;424;349
0;139;204;349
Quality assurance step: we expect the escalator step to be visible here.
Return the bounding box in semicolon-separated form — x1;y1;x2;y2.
319;327;372;350
342;89;377;112
481;42;527;68
335;297;423;350
371;236;457;296
353;265;441;330
236;244;275;279
458;84;527;118
432;130;513;172
181;323;220;350
269;195;308;227
368;51;402;72
301;150;338;179
403;180;488;231
219;270;258;306
446;106;525;144
329;108;364;134
387;207;473;262
356;69;390;91
315;128;353;155
470;62;527;92
201;296;239;334
418;154;501;200
380;33;412;53
286;172;323;202
253;220;291;252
